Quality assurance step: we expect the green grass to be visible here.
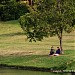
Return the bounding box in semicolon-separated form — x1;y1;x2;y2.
0;20;75;70
0;50;75;70
0;20;75;56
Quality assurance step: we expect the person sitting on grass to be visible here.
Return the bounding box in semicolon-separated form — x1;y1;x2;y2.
49;46;55;55
54;47;61;56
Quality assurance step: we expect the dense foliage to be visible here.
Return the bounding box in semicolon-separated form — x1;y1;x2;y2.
0;0;29;21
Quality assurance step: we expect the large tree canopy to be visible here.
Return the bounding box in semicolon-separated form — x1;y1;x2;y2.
19;0;75;53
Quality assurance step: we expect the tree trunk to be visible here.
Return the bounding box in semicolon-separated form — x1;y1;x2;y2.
59;30;64;54
59;37;63;54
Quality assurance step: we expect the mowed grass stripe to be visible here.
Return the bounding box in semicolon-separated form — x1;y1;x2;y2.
0;20;75;56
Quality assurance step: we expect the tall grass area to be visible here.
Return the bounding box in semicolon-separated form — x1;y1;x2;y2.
0;20;75;70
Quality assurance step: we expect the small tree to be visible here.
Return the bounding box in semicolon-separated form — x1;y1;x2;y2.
19;0;75;54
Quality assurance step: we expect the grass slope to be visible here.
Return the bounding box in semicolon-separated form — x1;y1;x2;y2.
0;20;75;70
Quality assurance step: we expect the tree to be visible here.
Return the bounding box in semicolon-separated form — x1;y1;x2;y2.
0;0;29;21
19;0;75;54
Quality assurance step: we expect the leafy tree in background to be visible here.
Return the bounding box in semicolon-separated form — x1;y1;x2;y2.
0;0;29;21
19;0;75;54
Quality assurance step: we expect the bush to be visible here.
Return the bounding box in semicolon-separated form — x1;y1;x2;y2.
0;2;29;21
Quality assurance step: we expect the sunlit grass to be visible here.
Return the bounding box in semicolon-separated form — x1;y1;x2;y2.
0;20;75;70
0;51;75;70
0;20;75;56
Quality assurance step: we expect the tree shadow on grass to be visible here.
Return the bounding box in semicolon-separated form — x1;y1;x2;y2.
0;32;25;37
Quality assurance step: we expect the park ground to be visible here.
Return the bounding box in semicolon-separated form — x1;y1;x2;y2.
0;20;75;71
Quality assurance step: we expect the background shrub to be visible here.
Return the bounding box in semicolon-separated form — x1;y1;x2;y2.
0;1;29;21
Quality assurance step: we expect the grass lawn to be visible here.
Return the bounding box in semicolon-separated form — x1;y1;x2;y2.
0;20;75;70
0;51;75;70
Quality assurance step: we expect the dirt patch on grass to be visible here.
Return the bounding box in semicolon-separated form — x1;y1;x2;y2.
0;50;34;56
0;50;49;56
